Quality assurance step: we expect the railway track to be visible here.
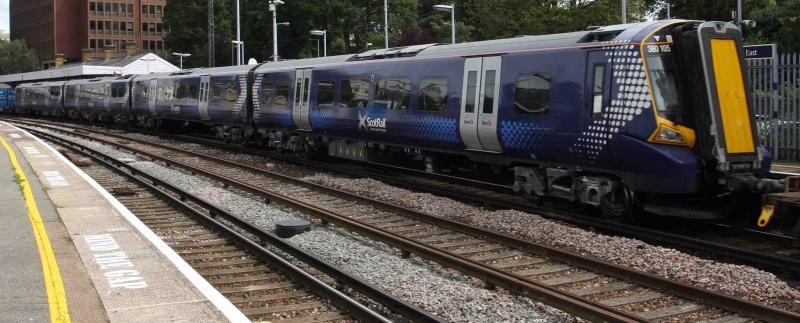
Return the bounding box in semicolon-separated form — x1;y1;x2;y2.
28;127;437;323
12;120;800;322
161;129;800;275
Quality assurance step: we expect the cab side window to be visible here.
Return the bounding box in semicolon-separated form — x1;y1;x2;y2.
514;73;550;115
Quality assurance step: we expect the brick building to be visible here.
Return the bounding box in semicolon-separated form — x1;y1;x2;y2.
10;0;167;68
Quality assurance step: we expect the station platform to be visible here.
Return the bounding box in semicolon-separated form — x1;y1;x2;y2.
772;161;800;175
0;121;248;322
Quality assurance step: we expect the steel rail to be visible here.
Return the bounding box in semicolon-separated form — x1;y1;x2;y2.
12;123;642;322
23;126;439;323
156;128;800;273
15;121;800;322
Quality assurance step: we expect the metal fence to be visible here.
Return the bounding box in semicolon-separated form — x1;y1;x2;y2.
747;52;800;161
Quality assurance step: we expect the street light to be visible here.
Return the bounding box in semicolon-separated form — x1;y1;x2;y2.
310;30;327;57
231;41;244;66
172;52;191;70
621;0;627;24
236;0;241;65
433;4;455;44
140;58;157;74
269;0;285;62
384;0;388;48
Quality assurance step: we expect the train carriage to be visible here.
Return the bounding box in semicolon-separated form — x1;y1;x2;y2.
131;66;251;137
13;19;781;220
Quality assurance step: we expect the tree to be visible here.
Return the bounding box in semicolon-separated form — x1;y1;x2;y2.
163;0;234;68
0;40;39;74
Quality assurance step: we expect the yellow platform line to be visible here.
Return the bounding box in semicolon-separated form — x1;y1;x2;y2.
0;136;71;323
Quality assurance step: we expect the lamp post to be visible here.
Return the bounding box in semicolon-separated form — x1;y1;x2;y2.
384;0;388;48
269;0;285;62
140;57;157;74
235;0;241;65
433;4;455;44
231;41;244;65
172;52;191;70
621;0;627;24
310;30;327;57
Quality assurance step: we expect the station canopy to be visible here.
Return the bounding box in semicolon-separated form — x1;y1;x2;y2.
0;53;179;85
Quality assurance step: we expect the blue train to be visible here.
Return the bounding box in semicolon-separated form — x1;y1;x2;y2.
13;20;783;221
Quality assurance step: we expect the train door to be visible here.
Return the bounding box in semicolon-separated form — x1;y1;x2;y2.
582;50;613;161
459;56;502;152
293;69;312;130
198;76;211;120
148;79;158;115
104;83;111;111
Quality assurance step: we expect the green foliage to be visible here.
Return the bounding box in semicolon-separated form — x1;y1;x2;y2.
0;40;39;74
160;0;800;66
163;0;234;68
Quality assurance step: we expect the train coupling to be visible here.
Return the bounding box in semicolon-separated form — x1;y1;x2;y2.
757;176;800;229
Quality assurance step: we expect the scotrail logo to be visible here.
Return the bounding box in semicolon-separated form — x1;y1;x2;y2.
358;112;387;132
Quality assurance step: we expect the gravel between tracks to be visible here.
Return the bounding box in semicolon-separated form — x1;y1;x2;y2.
50;130;571;322
303;174;800;313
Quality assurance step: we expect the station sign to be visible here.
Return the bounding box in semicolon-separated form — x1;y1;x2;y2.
744;44;776;60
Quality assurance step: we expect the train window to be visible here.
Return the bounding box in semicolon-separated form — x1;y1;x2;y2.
49;87;60;98
465;71;477;113
223;82;236;102
260;81;273;104
417;77;448;112
482;70;497;114
591;65;605;119
316;80;335;108
375;77;411;110
134;84;146;100
340;79;369;108
514;73;551;115
274;80;290;107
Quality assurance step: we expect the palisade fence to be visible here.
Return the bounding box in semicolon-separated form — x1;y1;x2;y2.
747;52;800;161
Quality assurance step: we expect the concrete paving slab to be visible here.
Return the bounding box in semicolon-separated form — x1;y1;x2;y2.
0;123;242;322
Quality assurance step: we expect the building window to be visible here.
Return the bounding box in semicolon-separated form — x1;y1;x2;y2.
105;3;111;13
149;23;155;33
150;5;155;15
142;23;147;32
149;41;156;50
89;2;96;12
142;5;147;15
127;4;133;15
113;3;119;13
90;20;96;30
156;6;163;16
90;39;97;48
105;21;111;32
142;41;148;50
156;23;162;33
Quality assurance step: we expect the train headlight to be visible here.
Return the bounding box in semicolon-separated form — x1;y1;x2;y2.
648;118;696;148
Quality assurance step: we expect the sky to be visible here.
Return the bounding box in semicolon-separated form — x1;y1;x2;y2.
0;0;8;34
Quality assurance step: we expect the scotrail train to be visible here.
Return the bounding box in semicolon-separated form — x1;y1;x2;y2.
12;20;784;221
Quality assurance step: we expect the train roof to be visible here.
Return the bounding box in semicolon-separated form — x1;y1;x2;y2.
16;80;68;88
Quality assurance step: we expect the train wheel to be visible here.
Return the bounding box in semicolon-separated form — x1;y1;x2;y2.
600;186;635;223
